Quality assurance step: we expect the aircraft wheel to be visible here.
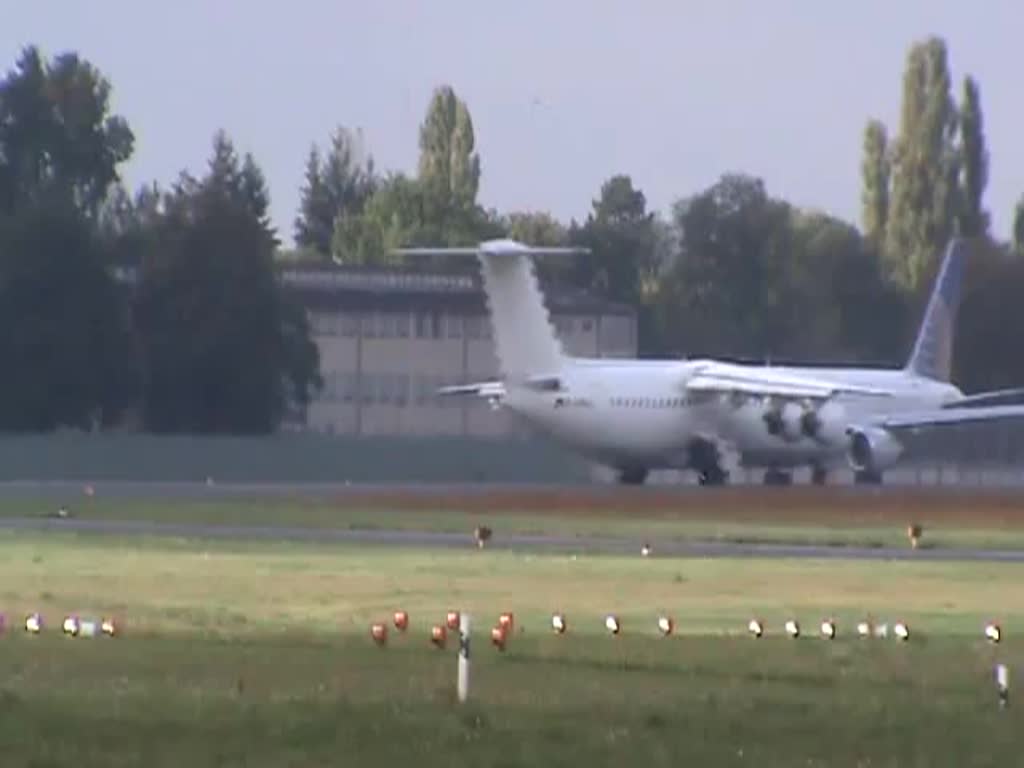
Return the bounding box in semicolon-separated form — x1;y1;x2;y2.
618;467;649;486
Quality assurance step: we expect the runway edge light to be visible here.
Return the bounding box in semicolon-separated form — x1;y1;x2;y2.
785;619;800;638
393;610;409;632
491;625;507;651
747;619;763;638
894;622;910;641
820;619;836;640
604;615;620;635
430;624;447;649
657;616;674;636
985;622;1002;644
370;622;387;646
551;613;567;634
857;620;872;638
25;613;42;634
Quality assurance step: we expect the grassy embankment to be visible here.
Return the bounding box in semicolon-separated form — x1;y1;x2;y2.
0;531;1020;766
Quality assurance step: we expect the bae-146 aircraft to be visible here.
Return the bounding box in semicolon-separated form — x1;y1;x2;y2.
396;238;1024;486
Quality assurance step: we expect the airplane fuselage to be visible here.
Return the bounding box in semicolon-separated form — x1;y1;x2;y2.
502;359;962;473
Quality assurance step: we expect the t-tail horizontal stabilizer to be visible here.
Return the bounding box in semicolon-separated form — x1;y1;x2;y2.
394;239;588;381
393;238;589;261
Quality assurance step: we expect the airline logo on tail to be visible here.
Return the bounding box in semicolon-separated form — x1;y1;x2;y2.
905;239;968;382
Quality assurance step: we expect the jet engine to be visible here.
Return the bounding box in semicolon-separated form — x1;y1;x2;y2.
846;427;904;473
799;401;847;445
762;401;807;442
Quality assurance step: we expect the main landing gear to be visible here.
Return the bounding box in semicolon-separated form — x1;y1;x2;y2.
688;439;729;487
854;469;883;485
617;467;649;486
763;469;793;486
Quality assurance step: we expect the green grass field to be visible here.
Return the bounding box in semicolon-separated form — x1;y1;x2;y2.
5;495;1024;551
0;529;1022;766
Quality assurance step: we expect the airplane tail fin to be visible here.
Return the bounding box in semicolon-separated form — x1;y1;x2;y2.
394;239;586;380
904;238;969;382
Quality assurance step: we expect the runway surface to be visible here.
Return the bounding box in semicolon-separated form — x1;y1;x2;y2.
3;516;1024;563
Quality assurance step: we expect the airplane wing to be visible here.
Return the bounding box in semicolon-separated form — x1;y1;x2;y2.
847;403;1024;473
437;381;506;399
943;387;1024;409
869;404;1024;432
684;362;892;401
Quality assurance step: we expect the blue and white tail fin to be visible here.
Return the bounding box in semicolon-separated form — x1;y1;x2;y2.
905;238;969;382
394;239;585;381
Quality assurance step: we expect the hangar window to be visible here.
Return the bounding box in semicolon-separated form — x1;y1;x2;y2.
447;314;463;339
362;314;376;338
394;375;409;406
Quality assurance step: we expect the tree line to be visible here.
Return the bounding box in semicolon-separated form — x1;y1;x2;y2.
0;37;1021;435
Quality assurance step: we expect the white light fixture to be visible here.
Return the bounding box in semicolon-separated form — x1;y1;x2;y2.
748;619;763;638
857;621;871;638
820;620;836;640
785;619;800;638
551;613;566;634
894;622;910;641
985;623;1002;644
25;613;42;634
604;615;620;635
62;616;79;637
657;616;673;636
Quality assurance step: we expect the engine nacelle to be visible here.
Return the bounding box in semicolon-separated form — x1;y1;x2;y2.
846;427;904;473
800;402;847;445
763;401;808;442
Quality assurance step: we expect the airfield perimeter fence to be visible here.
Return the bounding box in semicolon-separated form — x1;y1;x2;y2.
0;427;1021;488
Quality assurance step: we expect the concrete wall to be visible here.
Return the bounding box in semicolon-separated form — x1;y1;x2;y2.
0;433;591;484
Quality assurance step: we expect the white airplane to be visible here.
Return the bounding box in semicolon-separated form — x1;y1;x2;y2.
396;238;1024;486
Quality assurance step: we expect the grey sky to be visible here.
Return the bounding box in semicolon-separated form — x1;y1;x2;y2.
5;2;1021;246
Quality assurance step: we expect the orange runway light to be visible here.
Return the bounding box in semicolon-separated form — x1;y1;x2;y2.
446;611;460;631
498;612;514;632
430;624;447;648
393;610;409;631
491;625;507;650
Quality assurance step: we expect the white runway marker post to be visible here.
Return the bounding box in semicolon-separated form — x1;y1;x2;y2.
996;664;1009;709
457;613;470;703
